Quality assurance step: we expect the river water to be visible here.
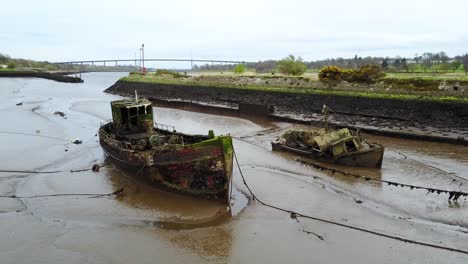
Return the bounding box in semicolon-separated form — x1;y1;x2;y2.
0;72;467;263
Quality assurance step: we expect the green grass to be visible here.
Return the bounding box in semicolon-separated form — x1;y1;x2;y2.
0;68;17;72
384;72;468;81
121;74;468;104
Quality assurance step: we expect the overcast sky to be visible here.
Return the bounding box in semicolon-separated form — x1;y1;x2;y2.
2;0;468;63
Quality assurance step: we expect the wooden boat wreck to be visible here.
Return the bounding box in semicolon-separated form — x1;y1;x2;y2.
99;97;233;203
271;106;384;168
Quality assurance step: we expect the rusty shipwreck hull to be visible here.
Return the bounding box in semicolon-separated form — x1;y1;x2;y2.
271;142;384;168
99;126;233;203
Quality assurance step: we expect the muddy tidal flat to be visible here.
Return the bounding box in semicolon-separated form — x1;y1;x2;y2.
0;73;468;263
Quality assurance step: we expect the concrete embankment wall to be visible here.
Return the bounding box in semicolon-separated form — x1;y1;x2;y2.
106;80;468;129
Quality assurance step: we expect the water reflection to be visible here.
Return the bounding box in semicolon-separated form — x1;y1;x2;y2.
105;161;234;229
105;162;235;261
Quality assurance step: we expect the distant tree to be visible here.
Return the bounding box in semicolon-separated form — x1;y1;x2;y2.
233;64;246;74
463;54;468;74
413;53;420;63
401;58;408;72
393;56;402;69
439;51;449;63
381;58;389;69
451;60;461;72
255;60;277;73
277;55;307;76
0;53;9;64
353;54;358;68
7;62;16;69
422;52;433;72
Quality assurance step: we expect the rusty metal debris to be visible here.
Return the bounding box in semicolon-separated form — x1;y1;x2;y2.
53;111;66;118
72;138;82;144
92;164;100;172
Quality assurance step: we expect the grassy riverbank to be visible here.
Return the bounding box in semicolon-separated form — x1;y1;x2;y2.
120;72;468;104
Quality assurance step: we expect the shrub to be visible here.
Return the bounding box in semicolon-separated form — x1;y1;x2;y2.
155;69;184;78
319;64;385;84
233;64;245;74
45;64;58;71
348;64;385;83
7;62;16;69
318;66;348;82
277;55;307;76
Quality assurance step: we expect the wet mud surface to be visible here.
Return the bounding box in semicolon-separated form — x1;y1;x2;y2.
0;73;468;263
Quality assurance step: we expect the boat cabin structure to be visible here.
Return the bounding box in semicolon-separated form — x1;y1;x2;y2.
111;98;154;132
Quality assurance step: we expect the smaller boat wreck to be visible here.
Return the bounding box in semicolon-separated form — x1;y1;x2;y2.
99;96;233;203
272;106;385;168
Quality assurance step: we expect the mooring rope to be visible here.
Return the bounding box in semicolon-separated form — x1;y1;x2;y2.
232;136;269;151
0;188;124;199
238;125;295;139
0;162;109;175
232;147;468;255
388;147;468;184
0;131;70;142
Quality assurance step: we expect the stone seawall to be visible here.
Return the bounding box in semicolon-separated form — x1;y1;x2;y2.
105;80;468;144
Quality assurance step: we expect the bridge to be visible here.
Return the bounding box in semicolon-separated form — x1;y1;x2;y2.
54;58;254;66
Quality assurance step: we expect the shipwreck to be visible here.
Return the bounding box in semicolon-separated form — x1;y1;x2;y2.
98;97;233;203
272;106;385;168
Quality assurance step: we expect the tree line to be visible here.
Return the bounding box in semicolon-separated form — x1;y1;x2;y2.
3;51;468;75
193;51;468;75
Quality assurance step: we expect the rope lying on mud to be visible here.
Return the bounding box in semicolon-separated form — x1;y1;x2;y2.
232;137;270;151
0;188;124;199
297;159;468;203
231;138;467;202
0;131;70;142
388;147;468;184
238;125;295;139
0;162;109;174
232;147;468;255
0;131;98;146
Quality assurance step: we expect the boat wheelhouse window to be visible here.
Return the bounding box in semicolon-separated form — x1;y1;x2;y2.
345;140;357;152
139;106;145;115
129;107;138;126
120;108;128;126
146;105;152;114
129;107;137;116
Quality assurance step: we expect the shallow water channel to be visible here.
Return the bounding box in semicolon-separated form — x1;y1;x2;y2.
0;72;467;263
